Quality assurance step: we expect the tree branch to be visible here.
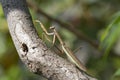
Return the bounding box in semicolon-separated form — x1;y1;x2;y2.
0;0;97;80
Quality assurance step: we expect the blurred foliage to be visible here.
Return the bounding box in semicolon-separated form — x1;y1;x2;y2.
1;0;120;80
111;68;120;80
100;14;120;59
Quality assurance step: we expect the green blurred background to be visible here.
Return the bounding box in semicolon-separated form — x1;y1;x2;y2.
1;0;120;80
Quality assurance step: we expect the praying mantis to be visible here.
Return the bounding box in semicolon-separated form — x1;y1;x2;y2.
35;20;86;71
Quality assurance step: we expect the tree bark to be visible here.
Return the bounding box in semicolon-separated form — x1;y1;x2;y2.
0;0;97;80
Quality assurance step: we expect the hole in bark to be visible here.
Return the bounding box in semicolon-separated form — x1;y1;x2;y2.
22;43;28;52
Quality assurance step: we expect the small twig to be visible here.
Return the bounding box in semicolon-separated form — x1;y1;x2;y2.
27;0;99;49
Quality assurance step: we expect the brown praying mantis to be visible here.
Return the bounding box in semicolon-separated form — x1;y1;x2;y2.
35;20;87;71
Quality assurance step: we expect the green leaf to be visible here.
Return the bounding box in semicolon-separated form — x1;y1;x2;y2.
111;68;120;80
100;14;120;58
114;68;120;76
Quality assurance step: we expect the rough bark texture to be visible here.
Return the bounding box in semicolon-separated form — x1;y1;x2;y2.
0;0;97;80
